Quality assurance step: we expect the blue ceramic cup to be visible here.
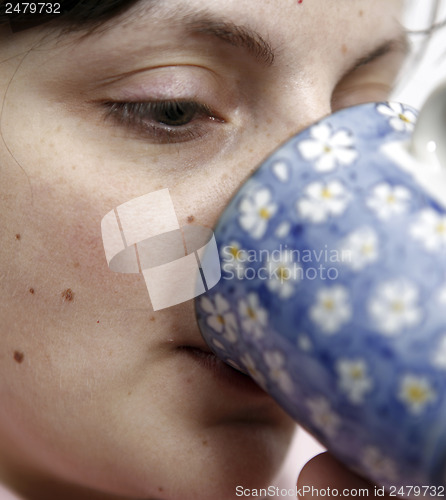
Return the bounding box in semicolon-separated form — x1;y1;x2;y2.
195;83;446;489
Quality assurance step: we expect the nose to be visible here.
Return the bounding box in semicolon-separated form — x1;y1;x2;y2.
184;90;333;229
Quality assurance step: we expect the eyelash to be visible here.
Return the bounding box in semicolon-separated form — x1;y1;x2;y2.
103;100;223;144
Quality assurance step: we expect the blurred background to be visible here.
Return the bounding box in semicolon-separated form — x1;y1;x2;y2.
396;0;446;107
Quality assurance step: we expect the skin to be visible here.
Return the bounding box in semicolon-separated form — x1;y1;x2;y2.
0;0;406;498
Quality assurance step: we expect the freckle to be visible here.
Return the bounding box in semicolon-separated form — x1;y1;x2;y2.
341;44;348;55
158;487;164;493
187;215;195;223
73;262;80;268
61;288;74;302
72;165;76;170
128;391;132;396
186;377;192;384
15;234;21;240
13;351;24;363
202;439;208;446
150;316;155;322
29;288;35;294
359;9;364;16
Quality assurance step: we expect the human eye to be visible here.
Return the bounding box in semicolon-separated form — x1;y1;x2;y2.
102;99;224;144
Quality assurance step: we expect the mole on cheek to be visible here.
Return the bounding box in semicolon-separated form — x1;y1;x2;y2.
29;288;35;294
359;9;364;17
15;234;21;240
13;351;24;363
341;44;348;55
187;215;195;223
61;288;74;302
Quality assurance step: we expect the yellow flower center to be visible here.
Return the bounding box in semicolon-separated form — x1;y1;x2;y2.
278;266;289;282
217;314;225;325
323;299;335;311
259;207;270;219
320;413;334;427
391;301;404;313
229;246;241;259
399;113;411;124
247;307;256;320
323;144;332;154
387;194;396;204
321;188;332;199
406;385;429;404
436;223;446;235
350;366;364;380
361;244;374;256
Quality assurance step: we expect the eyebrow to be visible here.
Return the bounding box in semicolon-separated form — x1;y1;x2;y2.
184;17;276;67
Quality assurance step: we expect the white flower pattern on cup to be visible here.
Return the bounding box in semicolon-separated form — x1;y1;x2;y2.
297;180;350;223
271;161;290;182
238;293;268;339
265;249;301;299
361;447;398;482
432;335;446;370
340;226;379;271
240;353;267;389
200;294;238;343
309;285;352;334
275;221;291;239
368;280;422;336
226;358;244;372
336;359;373;404
297;333;312;352
306;397;341;438
438;285;446;304
264;350;294;394
398;374;437;415
410;209;446;252
212;338;226;351
377;102;417;132
297;123;358;172
366;183;411;220
238;187;278;239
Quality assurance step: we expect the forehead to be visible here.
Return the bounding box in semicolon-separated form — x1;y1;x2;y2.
52;0;404;85
120;0;404;47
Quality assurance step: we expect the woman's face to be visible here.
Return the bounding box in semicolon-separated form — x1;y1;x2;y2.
0;0;406;498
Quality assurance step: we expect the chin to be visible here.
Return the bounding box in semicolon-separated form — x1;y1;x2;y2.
104;416;295;500
182;417;296;500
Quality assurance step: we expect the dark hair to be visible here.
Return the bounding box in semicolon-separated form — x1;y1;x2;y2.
1;0;444;34
0;0;140;32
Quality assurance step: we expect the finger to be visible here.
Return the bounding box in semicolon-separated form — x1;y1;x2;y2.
297;452;393;499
